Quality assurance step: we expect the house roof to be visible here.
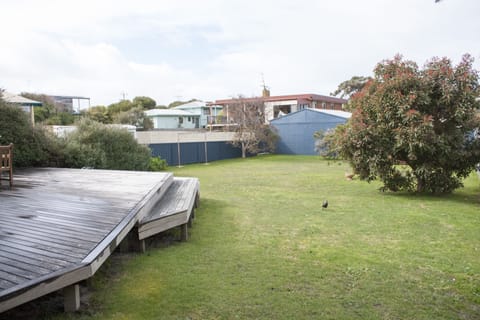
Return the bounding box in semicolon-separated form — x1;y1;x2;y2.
175;100;223;109
213;93;347;105
1;92;43;106
50;95;90;100
174;100;206;109
145;109;200;117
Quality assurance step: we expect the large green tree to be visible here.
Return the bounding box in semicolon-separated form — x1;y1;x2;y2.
334;54;480;193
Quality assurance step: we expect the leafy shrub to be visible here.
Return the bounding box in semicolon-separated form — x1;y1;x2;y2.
314;129;338;159
63;119;151;170
0;100;60;167
149;156;168;171
63;140;107;168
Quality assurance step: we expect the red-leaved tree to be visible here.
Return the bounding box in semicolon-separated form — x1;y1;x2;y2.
334;54;480;193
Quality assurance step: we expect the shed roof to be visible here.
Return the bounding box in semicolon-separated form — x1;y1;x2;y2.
311;108;352;119
270;108;352;123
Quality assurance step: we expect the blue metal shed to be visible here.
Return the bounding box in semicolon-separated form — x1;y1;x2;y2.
270;108;351;155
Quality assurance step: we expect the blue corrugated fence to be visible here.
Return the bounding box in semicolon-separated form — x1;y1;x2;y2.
149;141;242;166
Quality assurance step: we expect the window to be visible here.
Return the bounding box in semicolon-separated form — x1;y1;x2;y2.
322;102;326;109
179;117;183;124
274;105;292;118
188;117;191;122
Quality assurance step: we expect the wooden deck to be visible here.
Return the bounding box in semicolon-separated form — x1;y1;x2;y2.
138;177;200;241
0;168;173;313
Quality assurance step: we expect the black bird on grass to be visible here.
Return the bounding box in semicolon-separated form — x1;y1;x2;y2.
322;200;328;209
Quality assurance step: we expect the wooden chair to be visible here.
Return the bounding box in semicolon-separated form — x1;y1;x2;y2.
0;143;13;188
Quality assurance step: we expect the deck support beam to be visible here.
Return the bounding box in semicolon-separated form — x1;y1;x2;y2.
64;283;80;312
119;227;146;253
180;223;188;241
187;213;193;228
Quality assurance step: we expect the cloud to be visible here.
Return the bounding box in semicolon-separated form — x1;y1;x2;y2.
0;0;479;106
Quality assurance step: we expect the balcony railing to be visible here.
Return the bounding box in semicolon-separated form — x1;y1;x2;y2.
206;115;229;125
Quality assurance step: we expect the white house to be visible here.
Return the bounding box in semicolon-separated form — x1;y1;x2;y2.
145;109;200;129
174;101;223;128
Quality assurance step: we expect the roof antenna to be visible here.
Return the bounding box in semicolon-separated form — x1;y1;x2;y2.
261;73;270;97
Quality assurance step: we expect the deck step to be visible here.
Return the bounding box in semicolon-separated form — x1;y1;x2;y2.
138;177;200;240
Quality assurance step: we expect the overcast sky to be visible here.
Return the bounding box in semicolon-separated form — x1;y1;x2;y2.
0;0;479;107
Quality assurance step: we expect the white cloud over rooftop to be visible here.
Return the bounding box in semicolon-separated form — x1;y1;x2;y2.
0;0;478;106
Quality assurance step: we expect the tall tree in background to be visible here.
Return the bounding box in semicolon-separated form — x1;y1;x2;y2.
227;96;278;158
84;96;156;128
167;98;199;109
334;54;480;193
331;76;372;100
82;105;111;123
133;96;156;109
112;107;153;130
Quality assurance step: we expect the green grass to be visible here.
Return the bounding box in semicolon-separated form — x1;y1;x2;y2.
54;155;479;319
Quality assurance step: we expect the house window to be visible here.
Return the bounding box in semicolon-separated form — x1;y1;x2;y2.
188;116;191;122
179;117;184;124
322;102;326;109
274;105;292;118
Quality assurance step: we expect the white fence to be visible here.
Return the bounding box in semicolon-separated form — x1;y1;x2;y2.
136;130;235;145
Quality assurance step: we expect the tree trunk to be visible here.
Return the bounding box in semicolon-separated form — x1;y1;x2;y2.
409;162;425;193
241;142;246;158
416;175;425;193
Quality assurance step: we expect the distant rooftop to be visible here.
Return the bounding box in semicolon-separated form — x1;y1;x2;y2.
1;92;42;106
174;100;206;108
50;95;90;100
214;93;348;105
175;100;223;110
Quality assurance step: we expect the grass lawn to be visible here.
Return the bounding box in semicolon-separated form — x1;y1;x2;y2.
52;155;479;319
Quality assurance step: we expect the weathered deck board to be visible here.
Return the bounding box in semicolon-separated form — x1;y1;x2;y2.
0;168;173;312
138;177;199;240
0;251;66;274
0;216;107;240
0;221;98;248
